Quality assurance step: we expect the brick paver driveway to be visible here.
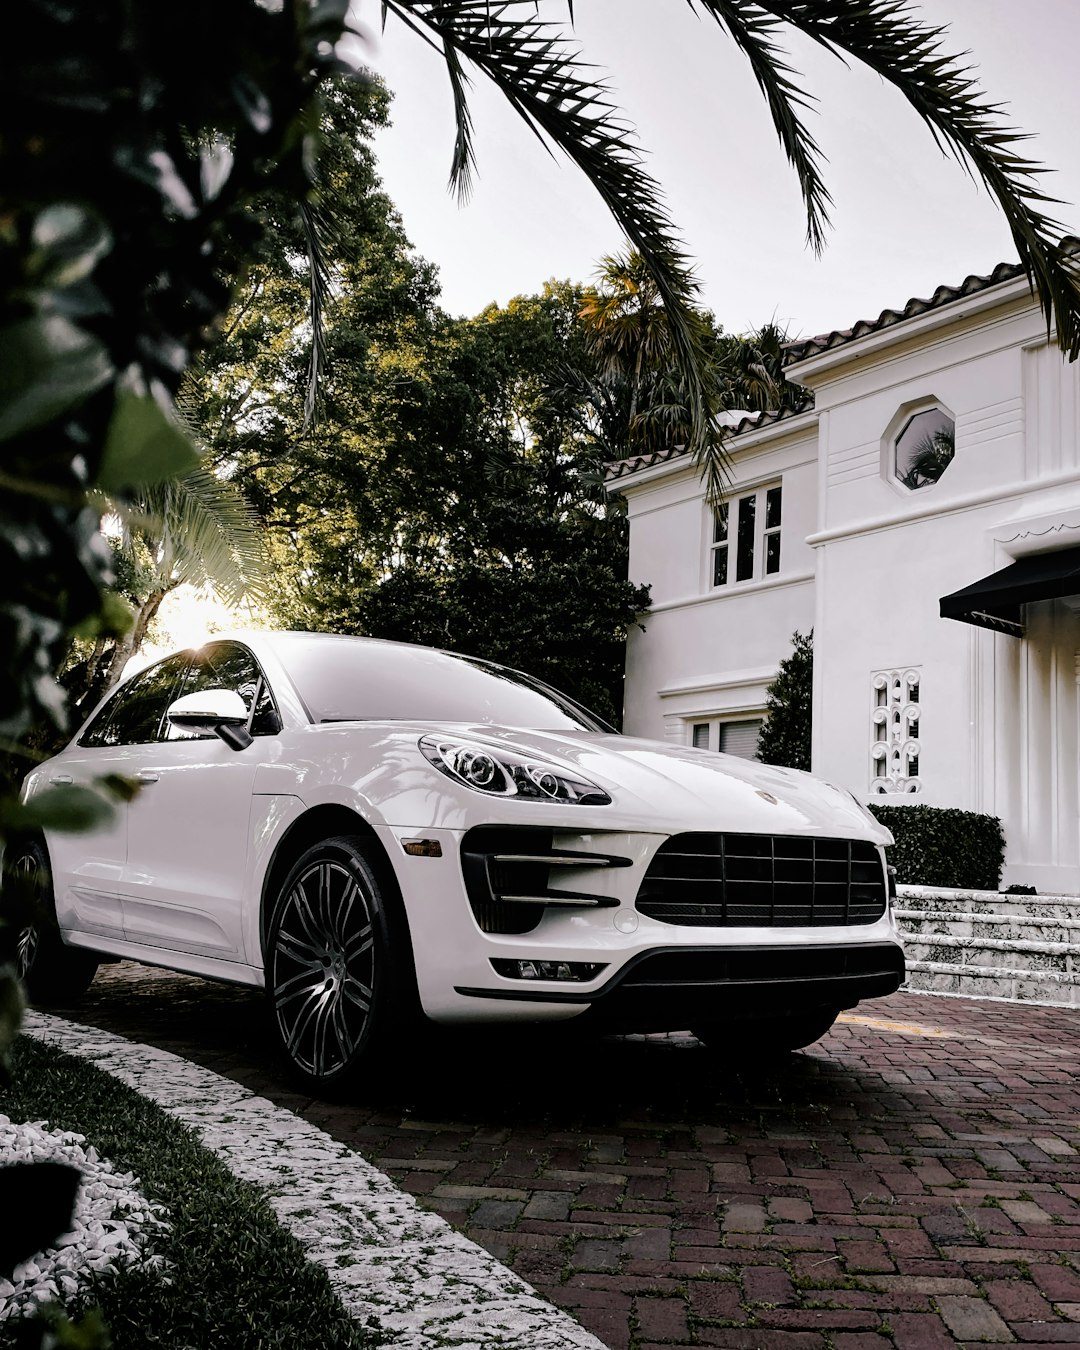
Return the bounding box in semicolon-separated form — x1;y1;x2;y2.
54;965;1080;1349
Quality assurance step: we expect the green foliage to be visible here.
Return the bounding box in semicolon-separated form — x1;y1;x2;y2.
0;0;360;1323
756;630;813;772
566;250;810;473
1;1037;377;1350
250;277;651;727
0;960;23;1085
0;0;355;752
866;803;1006;890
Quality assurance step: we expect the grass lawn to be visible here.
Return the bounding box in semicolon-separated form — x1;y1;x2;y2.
1;1035;380;1350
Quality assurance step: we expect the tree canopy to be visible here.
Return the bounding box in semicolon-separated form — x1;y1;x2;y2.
187;93;813;726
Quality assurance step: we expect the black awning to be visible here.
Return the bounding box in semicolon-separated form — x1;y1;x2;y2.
939;543;1080;637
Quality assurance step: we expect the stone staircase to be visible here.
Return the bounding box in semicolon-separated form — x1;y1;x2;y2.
895;885;1080;1008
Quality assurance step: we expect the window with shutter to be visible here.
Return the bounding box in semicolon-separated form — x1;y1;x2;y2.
719;719;763;759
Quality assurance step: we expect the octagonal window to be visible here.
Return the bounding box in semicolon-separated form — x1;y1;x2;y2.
894;408;955;490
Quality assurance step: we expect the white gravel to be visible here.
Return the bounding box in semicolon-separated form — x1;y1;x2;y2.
0;1114;167;1322
23;1011;605;1350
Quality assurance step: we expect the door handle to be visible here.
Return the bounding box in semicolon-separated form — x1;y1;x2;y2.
49;774;73;785
135;771;160;784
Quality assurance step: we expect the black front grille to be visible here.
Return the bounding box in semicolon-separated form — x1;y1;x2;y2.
636;833;887;928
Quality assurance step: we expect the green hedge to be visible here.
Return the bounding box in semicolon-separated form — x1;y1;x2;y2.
867;803;1005;891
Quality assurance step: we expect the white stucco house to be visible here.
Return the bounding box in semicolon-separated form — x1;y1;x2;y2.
610;249;1080;894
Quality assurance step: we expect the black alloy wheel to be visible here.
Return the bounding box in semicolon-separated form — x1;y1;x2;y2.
692;1005;841;1058
7;840;99;1003
266;835;405;1092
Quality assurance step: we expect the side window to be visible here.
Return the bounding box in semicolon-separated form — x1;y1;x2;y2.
80;655;192;747
168;642;281;740
711;483;782;588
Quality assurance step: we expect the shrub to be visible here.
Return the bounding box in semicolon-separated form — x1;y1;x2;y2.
757;630;813;772
867;803;1005;891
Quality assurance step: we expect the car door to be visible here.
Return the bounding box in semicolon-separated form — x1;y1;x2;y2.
45;653;192;942
118;640;283;962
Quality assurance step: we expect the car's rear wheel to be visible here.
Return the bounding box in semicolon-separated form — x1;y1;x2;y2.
6;840;99;1004
692;1006;841;1058
266;835;408;1093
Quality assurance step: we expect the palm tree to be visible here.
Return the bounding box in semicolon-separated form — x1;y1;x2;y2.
572;250;714;458
382;0;1080;499
556;249;808;463
715;322;810;418
77;468;272;703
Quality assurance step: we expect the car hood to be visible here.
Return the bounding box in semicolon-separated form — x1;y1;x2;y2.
372;722;891;842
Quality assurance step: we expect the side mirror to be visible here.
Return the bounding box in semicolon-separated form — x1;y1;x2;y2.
166;689;253;751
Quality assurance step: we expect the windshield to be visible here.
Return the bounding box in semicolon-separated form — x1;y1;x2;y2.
275;635;614;732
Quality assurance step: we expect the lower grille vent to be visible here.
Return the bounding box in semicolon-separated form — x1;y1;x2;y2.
461;826;628;935
619;944;904;988
636;833;887;928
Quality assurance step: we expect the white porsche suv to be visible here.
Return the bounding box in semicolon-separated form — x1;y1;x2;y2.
9;632;904;1091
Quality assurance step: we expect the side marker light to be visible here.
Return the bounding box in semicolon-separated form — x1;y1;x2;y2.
402;838;443;858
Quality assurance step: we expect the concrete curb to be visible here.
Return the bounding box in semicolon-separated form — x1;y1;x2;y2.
24;1010;605;1350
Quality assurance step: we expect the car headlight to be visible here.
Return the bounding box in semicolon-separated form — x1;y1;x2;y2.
419;735;611;805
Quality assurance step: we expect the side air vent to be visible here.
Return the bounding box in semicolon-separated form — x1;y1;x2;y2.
461;826;630;935
636;834;887;928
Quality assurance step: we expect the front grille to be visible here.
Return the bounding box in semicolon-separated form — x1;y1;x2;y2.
636;833;887;927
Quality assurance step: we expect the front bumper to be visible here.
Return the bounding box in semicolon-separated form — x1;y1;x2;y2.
454;941;906;1033
383;822;904;1027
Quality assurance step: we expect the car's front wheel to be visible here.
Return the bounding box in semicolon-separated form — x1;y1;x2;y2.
692;1006;841;1058
266;835;408;1093
6;840;99;1004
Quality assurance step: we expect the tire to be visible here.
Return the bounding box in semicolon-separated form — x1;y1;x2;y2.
692;1006;840;1058
6;840;99;1004
265;835;411;1093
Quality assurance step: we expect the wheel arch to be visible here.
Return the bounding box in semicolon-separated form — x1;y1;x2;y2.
258;804;413;971
1;827;50;882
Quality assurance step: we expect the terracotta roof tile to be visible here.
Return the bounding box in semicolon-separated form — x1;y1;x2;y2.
607;239;1079;482
605;406;808;480
784;238;1080;364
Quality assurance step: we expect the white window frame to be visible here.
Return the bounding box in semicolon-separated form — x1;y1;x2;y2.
879;397;955;497
710;481;782;589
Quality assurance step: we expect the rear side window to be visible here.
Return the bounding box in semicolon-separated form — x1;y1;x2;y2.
79;654;192;747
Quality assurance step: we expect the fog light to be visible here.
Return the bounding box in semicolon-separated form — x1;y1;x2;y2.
491;959;607;982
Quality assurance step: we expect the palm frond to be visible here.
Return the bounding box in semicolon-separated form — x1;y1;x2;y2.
744;0;1080;358
300;198;333;431
110;469;273;607
690;1;832;252
383;1;726;495
444;39;477;203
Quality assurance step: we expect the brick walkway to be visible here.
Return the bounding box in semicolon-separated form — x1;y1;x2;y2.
49;965;1080;1349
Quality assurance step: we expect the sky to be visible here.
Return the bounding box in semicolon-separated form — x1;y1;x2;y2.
358;0;1080;342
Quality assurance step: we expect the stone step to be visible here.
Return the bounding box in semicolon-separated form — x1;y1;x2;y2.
901;932;1079;975
903;958;1080;1007
896;910;1080;945
893;885;1080;1008
897;884;1080;921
